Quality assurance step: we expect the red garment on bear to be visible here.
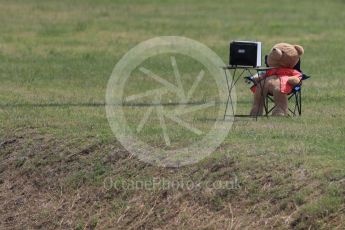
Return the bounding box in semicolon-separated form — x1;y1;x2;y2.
251;68;302;94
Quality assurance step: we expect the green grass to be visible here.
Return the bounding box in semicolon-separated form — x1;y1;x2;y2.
1;0;345;229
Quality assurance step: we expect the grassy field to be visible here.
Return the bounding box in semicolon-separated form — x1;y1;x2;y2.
1;0;345;229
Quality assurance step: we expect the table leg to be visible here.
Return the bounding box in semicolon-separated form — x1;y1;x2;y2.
223;68;249;119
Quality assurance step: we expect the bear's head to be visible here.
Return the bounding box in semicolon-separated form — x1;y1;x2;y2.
267;43;304;68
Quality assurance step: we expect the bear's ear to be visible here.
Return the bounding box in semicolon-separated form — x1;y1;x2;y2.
294;45;304;56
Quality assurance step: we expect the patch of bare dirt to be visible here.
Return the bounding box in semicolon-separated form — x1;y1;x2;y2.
1;128;344;229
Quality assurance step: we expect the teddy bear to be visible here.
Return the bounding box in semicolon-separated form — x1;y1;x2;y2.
249;43;304;116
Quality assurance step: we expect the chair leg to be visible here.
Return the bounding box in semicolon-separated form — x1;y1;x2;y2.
293;93;298;116
266;95;275;115
298;90;302;115
265;89;303;117
265;95;269;115
290;90;302;116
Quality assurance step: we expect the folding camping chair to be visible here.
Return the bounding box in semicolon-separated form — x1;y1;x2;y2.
246;56;311;116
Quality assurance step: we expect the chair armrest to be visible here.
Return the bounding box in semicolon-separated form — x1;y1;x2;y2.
301;74;311;80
